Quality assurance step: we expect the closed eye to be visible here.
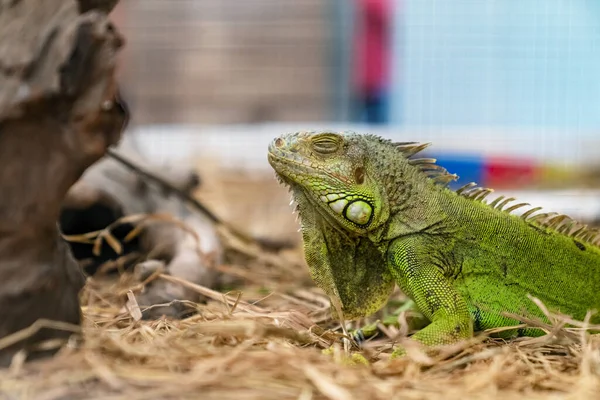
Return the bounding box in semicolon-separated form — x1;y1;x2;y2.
312;134;341;154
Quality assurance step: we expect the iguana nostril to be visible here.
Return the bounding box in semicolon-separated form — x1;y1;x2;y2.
275;138;284;148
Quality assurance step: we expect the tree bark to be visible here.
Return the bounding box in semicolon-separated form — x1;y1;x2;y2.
0;0;125;366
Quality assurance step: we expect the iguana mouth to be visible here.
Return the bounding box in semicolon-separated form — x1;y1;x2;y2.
267;151;327;183
268;149;354;186
267;153;299;188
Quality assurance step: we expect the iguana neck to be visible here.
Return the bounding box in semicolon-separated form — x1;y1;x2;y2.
366;144;452;242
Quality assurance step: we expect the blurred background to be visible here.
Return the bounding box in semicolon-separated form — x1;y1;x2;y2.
109;0;600;242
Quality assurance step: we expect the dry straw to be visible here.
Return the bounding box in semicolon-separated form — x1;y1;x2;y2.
1;214;599;399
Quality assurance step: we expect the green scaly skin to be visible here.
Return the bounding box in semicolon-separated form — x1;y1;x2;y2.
267;131;600;356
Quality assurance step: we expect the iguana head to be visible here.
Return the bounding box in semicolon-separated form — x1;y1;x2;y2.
268;131;399;320
267;131;391;235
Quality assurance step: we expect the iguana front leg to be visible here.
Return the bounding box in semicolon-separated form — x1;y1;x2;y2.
351;299;430;344
387;237;473;355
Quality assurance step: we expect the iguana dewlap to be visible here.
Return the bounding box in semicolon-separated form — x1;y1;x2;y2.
267;130;600;350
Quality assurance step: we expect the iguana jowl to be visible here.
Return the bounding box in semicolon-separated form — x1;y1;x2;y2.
267;130;600;351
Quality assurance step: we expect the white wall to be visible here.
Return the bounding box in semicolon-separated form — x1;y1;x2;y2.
129;123;599;170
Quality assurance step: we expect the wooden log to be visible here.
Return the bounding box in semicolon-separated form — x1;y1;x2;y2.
0;0;125;366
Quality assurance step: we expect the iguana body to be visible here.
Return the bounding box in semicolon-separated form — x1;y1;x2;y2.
267;131;600;350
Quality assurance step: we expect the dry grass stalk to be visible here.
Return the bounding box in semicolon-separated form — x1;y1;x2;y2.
0;244;598;400
2;172;600;399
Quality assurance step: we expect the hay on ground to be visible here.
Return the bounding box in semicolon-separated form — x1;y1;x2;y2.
0;169;599;400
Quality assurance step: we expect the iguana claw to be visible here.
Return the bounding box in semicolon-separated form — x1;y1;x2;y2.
350;320;381;346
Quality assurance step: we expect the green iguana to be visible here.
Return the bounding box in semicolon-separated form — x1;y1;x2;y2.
267;130;600;355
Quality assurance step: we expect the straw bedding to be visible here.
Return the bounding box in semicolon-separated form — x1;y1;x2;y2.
0;169;598;400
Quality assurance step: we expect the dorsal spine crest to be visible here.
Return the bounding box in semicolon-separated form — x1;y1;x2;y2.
387;138;600;248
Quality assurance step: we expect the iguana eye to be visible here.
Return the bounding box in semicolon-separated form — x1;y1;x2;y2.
312;134;341;154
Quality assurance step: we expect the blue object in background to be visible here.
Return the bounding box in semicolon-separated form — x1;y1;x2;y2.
389;0;600;132
357;90;390;124
422;152;486;190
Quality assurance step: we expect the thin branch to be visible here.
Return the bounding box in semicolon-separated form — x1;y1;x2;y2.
106;148;221;224
105;148;294;252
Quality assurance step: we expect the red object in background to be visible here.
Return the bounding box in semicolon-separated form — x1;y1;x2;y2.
353;0;392;95
482;157;539;189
